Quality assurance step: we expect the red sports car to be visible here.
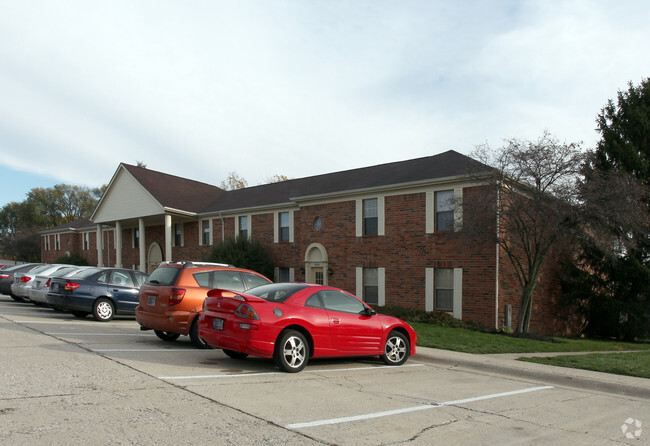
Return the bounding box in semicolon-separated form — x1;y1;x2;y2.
197;283;417;372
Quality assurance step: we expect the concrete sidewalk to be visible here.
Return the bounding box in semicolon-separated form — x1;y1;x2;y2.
414;346;650;399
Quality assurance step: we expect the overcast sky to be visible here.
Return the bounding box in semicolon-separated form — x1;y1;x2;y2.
1;0;649;207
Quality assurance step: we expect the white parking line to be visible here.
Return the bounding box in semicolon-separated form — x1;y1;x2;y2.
285;386;554;429
95;348;196;352
158;363;424;380
47;333;153;336
15;320;139;325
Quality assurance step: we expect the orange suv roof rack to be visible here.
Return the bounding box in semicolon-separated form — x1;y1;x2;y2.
158;261;235;269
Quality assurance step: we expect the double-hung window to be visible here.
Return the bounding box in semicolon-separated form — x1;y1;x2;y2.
363;268;379;305
363;199;378;236
201;220;211;245
435;190;455;232
238;216;248;240
278;212;289;242
435;268;454;311
174;223;183;247
133;229;139;248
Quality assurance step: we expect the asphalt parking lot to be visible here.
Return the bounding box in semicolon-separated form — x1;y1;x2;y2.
1;294;648;445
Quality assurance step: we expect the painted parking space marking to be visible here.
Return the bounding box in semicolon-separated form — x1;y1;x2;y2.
95;348;197;352
158;363;425;380
47;332;153;336
15;320;139;326
285;385;554;429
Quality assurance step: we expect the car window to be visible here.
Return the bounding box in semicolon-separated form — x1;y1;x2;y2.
212;270;246;292
133;272;149;287
247;283;308;302
51;266;77;277
319;290;366;314
193;271;211;288
110;271;135;287
242;272;271;289
73;268;103;279
305;294;324;309
97;272;109;284
31;264;53;274
146;267;181;286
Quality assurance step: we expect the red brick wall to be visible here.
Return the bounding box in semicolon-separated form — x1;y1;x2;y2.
41;183;572;334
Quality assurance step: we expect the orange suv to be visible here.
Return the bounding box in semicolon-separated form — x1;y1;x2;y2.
136;261;272;348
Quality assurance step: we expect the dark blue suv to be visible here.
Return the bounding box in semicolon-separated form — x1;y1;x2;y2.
47;267;149;321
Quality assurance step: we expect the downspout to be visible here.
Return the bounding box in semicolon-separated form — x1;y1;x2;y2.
494;185;500;330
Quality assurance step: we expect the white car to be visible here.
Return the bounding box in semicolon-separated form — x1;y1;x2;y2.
12;264;71;301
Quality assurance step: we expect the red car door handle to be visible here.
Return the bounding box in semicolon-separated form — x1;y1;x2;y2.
332;318;340;324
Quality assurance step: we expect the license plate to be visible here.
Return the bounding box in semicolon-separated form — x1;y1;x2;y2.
147;295;156;305
212;318;224;330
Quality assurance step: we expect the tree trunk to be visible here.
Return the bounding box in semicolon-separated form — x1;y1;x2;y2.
516;282;535;333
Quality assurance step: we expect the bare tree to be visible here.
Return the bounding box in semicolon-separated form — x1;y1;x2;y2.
471;131;585;333
220;172;248;191
263;174;291;184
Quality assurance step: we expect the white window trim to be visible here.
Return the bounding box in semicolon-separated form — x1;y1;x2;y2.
426;267;463;319
355;266;385;305
274;210;294;243
426;188;463;233
199;219;212;246
355;197;385;237
174;223;184;247
235;214;251;240
274;267;295;282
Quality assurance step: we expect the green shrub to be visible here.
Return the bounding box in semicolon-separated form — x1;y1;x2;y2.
54;252;90;266
205;236;275;279
375;305;485;330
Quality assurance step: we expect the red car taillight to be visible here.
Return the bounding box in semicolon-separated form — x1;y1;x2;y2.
235;303;260;320
20;276;32;283
45;279;51;287
0;274;8;279
65;282;80;291
169;288;186;306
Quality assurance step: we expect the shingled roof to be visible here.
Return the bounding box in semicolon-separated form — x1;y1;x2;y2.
121;163;226;213
202;150;490;212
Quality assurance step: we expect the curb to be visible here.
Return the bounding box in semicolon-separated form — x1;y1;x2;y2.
414;347;650;399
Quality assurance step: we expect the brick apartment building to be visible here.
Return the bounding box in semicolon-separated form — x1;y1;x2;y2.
41;150;572;334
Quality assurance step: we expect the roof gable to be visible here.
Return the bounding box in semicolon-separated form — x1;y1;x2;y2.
92;167;165;223
91;164;226;223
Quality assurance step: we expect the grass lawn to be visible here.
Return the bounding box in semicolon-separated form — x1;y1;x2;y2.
412;322;650;378
412;322;650;354
518;351;650;379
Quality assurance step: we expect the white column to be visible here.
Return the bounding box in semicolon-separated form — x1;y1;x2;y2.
115;221;122;268
96;225;103;267
138;218;146;273
164;214;172;262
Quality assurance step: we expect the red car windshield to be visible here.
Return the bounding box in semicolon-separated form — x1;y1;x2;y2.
247;283;309;303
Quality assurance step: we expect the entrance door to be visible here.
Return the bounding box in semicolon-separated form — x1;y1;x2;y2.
304;243;328;286
311;267;324;285
147;243;163;274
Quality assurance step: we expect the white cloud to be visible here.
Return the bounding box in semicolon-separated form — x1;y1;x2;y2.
0;0;649;198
